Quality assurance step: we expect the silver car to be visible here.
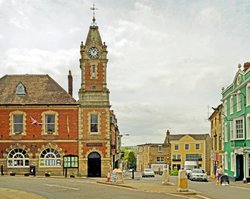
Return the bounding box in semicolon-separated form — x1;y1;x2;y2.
142;168;155;177
189;169;208;181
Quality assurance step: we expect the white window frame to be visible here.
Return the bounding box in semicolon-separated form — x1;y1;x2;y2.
237;92;242;112
247;114;250;140
195;143;200;150
185;144;189;150
157;157;164;162
230;121;234;140
224;100;228;117
246;83;250;106
224;122;228;142
39;148;61;167
172;154;181;160
233;117;244;140
89;113;99;134
7;148;29;168
230;96;234;114
174;144;179;150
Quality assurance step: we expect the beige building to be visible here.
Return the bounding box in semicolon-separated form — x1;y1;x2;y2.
137;131;171;172
208;104;223;178
170;133;211;175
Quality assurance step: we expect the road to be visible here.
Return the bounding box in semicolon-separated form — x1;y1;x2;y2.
163;175;250;199
0;176;184;199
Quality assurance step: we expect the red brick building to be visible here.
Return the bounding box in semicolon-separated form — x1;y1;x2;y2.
0;17;121;177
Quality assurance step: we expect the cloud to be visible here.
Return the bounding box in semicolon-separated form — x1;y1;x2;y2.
1;0;250;146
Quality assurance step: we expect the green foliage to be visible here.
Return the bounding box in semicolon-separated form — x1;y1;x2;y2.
122;149;136;169
170;169;179;176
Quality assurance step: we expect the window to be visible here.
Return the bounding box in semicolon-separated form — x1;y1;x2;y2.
246;114;250;139
172;154;181;160
185;144;189;150
237;92;242;112
40;148;61;167
45;114;55;134
90;114;98;133
230;121;234;140
186;154;202;161
13;114;23;134
90;65;97;79
7;148;29;168
247;83;250;106
195;144;200;150
174;144;179;150
224;100;228;117
158;145;162;152
15;83;26;95
235;119;244;139
157;157;164;162
230;96;234;114
224;122;228;142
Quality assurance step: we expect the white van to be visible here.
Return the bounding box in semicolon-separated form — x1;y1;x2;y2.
184;161;198;178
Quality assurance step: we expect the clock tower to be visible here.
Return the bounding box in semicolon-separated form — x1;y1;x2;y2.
78;10;112;177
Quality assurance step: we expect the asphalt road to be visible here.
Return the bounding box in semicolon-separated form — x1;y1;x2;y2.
0;176;185;199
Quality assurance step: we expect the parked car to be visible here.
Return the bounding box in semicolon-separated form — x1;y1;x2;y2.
189;168;208;181
142;168;155;177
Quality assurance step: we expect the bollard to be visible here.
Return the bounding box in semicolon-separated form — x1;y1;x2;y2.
162;166;170;185
177;169;188;192
107;170;111;182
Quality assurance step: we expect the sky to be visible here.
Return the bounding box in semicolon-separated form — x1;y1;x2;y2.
1;0;250;146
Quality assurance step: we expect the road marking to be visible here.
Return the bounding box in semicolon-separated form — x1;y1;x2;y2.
43;183;80;191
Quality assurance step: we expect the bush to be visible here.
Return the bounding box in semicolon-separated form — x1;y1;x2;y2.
170;169;179;176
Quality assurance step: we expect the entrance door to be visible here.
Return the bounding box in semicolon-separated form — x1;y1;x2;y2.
236;154;244;181
88;152;101;177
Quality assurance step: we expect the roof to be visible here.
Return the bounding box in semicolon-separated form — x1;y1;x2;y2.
0;74;78;105
170;134;210;141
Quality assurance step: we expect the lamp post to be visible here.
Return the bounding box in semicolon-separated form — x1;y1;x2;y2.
231;91;247;183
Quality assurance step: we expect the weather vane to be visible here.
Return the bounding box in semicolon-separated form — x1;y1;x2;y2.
90;3;98;25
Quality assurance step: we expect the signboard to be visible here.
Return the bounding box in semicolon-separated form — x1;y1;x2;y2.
63;155;79;168
86;143;102;147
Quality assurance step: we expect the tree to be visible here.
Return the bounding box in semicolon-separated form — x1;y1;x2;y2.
127;151;136;169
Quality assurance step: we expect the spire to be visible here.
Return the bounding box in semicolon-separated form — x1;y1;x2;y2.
85;3;102;46
90;3;98;27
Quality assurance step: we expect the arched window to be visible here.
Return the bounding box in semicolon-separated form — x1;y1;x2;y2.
7;148;29;168
40;148;61;167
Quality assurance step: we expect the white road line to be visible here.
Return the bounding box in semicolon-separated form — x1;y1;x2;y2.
43;183;80;191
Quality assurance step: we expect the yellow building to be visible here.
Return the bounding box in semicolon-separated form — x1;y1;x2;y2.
170;133;211;175
208;104;223;178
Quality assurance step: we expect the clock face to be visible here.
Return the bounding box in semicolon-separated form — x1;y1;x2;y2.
88;47;99;59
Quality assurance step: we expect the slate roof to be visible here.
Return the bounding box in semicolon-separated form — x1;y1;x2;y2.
170;134;210;141
0;74;78;105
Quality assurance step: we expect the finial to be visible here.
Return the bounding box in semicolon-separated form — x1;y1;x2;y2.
238;63;242;69
90;3;98;26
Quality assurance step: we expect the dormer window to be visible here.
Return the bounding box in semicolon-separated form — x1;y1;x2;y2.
16;83;26;95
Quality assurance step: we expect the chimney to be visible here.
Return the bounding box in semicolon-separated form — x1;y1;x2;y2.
243;62;250;72
166;130;170;144
68;70;73;96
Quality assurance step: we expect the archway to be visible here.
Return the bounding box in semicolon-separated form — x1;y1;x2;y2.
88;152;101;177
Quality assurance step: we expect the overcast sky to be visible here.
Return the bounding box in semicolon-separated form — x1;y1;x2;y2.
1;0;250;146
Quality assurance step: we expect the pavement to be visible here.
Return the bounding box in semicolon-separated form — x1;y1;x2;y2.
0;175;249;199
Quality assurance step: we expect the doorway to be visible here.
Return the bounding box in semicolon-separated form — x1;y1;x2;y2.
88;152;101;177
236;154;244;181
